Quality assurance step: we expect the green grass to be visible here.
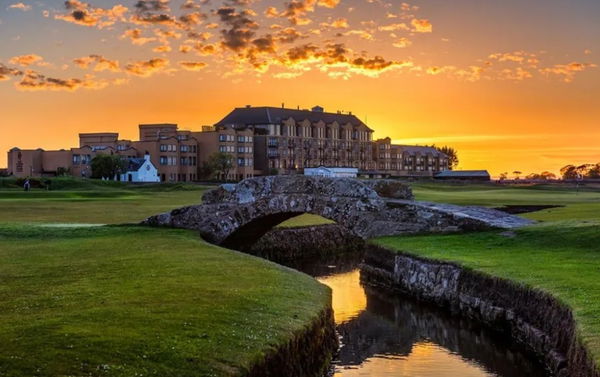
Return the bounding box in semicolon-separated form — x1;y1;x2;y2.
0;225;330;377
0;180;209;224
277;214;335;228
409;181;600;221
376;181;600;366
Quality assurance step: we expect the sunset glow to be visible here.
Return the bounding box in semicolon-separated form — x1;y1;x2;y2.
1;0;598;175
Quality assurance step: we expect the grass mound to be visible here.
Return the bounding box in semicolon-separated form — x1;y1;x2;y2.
0;225;330;377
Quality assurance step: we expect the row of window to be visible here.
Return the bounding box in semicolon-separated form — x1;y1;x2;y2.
237;158;253;167
72;154;92;165
218;134;253;143
159;156;197;166
160;144;198;153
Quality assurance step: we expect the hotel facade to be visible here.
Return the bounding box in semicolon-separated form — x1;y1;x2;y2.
6;105;449;181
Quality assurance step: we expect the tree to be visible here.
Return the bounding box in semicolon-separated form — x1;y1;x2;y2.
498;172;508;181
207;152;234;181
513;171;522;180
436;146;459;170
560;165;578;180
587;164;600;178
540;171;556;180
91;154;127;180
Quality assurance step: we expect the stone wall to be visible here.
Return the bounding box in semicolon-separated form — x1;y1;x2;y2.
361;245;599;377
245;224;364;263
245;307;337;377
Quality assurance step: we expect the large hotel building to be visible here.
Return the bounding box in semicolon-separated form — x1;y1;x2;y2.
6;105;449;180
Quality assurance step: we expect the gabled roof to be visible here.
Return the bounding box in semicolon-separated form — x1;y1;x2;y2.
124;158;147;172
215;106;372;131
435;170;490;177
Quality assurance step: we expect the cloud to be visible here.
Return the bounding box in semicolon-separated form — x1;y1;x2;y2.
9;54;45;67
411;18;432;33
15;71;110;91
55;0;128;29
392;37;411;48
216;7;259;51
0;64;24;81
179;61;207;71
8;2;31;11
378;23;409;32
125;58;170;76
540;62;597;82
121;28;156;45
73;55;120;72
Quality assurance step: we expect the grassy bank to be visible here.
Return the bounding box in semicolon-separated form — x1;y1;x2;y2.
0;179;209;224
0;224;330;376
375;182;600;366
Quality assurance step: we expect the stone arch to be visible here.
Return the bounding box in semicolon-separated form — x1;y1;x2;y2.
143;176;532;250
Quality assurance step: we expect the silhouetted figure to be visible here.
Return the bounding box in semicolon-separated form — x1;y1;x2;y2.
23;179;31;191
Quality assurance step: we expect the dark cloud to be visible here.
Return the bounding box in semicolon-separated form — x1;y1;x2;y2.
0;64;24;81
216;7;259;51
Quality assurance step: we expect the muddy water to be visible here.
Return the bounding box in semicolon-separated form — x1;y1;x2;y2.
286;252;549;377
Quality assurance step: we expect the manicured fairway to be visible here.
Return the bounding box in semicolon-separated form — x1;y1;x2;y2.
376;181;600;366
0;179;208;224
0;225;330;377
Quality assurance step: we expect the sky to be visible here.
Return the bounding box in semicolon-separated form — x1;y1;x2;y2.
0;0;599;176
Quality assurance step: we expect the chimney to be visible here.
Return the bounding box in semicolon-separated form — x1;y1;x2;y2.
281;102;284;108
245;105;251;108
144;151;150;161
297;105;300;110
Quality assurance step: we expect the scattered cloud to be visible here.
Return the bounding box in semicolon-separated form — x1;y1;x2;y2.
125;58;170;76
73;55;120;72
15;71;110;91
8;2;31;11
179;61;207;71
55;0;128;29
411;18;432;33
9;54;45;67
540;62;597;82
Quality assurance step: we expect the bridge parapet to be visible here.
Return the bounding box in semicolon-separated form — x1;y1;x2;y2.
143;176;533;249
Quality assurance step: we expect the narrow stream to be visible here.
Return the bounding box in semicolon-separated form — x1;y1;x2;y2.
285;252;549;377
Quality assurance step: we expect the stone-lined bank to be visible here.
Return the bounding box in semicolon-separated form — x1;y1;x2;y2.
361;245;599;377
246;307;337;377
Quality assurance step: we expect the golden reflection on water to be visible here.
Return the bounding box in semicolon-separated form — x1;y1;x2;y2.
333;342;495;377
317;270;367;324
318;269;496;377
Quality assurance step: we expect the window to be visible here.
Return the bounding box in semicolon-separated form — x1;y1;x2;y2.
72;154;80;165
237;158;245;166
160;156;168;165
160;144;168;152
180;145;189;152
117;145;127;151
81;155;91;165
238;135;245;143
219;134;227;142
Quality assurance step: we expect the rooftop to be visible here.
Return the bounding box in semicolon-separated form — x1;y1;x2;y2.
215;106;372;130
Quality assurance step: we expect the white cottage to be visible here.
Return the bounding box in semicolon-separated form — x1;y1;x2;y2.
120;154;160;183
304;166;358;178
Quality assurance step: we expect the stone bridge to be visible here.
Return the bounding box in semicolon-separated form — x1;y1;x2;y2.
143;176;532;250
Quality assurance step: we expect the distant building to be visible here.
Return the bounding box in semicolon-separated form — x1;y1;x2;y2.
119;154;160;183
434;170;491;181
372;137;449;177
5;104;455;181
215;105;376;175
304;166;358;178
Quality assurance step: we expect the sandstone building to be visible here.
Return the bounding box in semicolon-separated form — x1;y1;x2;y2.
6;105;449;181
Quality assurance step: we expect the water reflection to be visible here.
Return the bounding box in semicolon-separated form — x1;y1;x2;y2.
287;253;548;377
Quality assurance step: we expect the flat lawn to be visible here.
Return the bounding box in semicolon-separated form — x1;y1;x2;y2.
0;225;330;377
410;182;600;221
0;185;207;224
376;181;600;366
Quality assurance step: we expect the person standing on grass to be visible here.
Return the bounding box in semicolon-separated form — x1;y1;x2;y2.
23;179;30;192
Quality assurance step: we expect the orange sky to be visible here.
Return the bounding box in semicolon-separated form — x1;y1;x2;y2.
1;0;599;176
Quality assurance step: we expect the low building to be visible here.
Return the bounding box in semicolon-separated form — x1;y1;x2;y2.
434;170;491;181
373;137;449;177
304;166;358;178
119;154;160;182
